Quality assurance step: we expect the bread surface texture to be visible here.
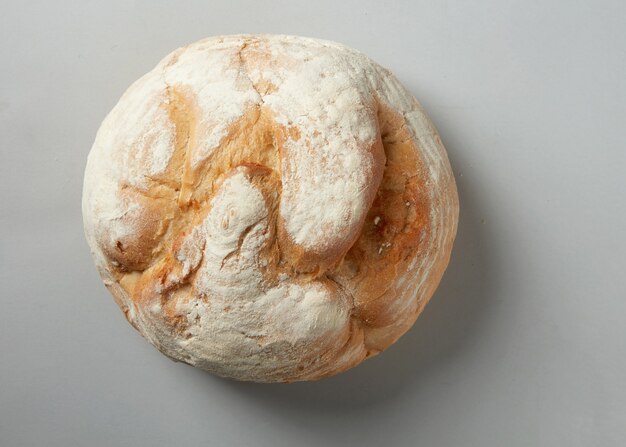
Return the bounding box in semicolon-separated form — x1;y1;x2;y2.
83;35;459;382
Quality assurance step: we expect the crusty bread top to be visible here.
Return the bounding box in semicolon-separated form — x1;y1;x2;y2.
83;35;459;382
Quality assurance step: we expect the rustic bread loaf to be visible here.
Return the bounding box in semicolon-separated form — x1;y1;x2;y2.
83;35;459;382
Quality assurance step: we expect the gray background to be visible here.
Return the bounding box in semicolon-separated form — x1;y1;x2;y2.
1;0;625;445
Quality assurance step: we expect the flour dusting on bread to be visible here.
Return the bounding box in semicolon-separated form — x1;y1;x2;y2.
83;35;459;382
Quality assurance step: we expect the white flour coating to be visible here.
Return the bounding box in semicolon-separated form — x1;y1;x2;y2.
174;168;268;298
88;36;381;255
155;167;353;375
251;37;380;251
92;69;176;189
170;280;350;378
145;122;176;175
82;35;459;382
82;69;176;271
159;36;261;168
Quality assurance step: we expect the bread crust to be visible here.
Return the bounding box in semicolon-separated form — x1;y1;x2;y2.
83;35;459;382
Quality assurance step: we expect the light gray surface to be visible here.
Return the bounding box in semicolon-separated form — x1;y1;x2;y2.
1;0;625;445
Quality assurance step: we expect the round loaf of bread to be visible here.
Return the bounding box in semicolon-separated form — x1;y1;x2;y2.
83;35;459;382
